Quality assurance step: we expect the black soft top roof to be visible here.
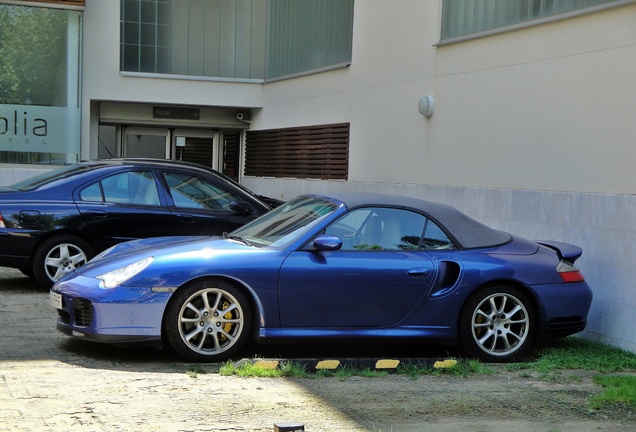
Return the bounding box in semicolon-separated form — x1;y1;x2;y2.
310;192;512;250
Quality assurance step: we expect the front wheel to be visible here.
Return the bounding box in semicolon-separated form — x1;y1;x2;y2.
459;286;535;363
163;281;252;362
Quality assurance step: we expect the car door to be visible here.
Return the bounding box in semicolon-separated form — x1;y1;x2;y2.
161;170;258;236
74;170;176;250
278;207;437;328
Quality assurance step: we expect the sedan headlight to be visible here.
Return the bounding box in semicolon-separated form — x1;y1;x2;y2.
97;257;154;289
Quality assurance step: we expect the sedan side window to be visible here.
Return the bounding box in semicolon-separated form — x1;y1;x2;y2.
79;171;160;206
164;172;240;211
324;208;426;251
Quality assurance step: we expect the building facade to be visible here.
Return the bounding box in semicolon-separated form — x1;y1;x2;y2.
1;0;636;352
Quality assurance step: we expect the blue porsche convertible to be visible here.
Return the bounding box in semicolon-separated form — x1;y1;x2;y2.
51;192;593;363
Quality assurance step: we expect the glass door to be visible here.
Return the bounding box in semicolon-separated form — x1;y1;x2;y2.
123;127;170;159
174;129;217;170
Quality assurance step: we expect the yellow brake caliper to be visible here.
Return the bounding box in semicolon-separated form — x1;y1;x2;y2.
219;300;234;341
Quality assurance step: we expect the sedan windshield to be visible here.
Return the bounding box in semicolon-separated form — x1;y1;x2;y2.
229;196;338;248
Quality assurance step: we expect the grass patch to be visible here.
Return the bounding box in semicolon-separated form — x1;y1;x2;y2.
508;337;636;374
505;337;636;411
186;365;208;378
219;360;287;377
591;375;636;409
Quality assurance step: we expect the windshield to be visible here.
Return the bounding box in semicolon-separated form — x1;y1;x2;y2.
10;164;92;191
230;196;338;248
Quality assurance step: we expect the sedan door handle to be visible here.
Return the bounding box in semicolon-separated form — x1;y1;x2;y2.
177;214;195;223
89;210;107;218
407;268;430;278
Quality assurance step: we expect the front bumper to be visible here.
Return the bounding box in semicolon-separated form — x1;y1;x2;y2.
51;273;172;344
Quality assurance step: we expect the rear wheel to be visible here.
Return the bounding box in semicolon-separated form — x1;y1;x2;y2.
32;235;93;289
163;280;252;362
459;285;535;362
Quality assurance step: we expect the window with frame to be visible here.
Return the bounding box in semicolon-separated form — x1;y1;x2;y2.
120;0;354;81
441;0;628;42
163;172;239;211
324;207;456;252
324;208;425;252
0;3;81;165
80;171;160;206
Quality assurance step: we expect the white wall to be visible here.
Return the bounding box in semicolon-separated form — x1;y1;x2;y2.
253;1;636;195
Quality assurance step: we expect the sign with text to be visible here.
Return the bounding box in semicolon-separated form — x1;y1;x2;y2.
153;106;200;120
0;104;80;154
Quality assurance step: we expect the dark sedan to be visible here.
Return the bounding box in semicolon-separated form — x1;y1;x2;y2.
0;158;279;288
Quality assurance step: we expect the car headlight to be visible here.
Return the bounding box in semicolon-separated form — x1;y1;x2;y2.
97;257;154;289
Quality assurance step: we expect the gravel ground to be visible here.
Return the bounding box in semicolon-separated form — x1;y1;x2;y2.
1;267;635;432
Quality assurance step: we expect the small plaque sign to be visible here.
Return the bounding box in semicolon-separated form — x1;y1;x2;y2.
153;106;200;120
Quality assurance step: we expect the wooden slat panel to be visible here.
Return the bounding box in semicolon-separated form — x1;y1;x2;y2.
245;123;349;180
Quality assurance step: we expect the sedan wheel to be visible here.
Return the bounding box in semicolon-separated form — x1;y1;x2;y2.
459;286;535;362
33;235;92;289
164;281;252;362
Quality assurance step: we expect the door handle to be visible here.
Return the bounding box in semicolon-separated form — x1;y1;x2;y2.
177;214;195;223
89;210;107;218
407;268;430;278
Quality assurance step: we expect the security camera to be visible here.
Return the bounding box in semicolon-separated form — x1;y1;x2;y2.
236;113;244;121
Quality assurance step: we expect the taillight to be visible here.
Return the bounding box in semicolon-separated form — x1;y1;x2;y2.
0;212;4;228
557;260;585;283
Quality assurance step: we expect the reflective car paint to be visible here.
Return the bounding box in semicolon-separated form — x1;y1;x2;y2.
0;158;280;287
51;192;593;362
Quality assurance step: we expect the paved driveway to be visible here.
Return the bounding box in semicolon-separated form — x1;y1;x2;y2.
2;267;636;432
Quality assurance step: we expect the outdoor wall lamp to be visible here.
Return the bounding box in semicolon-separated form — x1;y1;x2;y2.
418;95;434;118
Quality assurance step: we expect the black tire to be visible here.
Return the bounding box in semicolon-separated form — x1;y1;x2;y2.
459;285;535;363
32;235;93;289
163;280;252;362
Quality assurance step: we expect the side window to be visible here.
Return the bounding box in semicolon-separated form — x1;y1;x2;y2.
79;171;160;206
324;207;426;251
79;182;102;202
164;172;240;211
422;220;456;251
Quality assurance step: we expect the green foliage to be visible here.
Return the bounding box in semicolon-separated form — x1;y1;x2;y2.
186;365;207;378
591;375;636;409
0;5;77;105
510;337;636;374
219;361;285;378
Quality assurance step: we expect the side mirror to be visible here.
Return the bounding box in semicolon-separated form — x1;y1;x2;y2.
313;235;342;251
230;201;252;214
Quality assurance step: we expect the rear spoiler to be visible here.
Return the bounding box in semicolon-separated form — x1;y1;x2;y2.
536;240;583;262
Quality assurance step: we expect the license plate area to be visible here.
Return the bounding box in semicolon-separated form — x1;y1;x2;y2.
50;291;63;309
